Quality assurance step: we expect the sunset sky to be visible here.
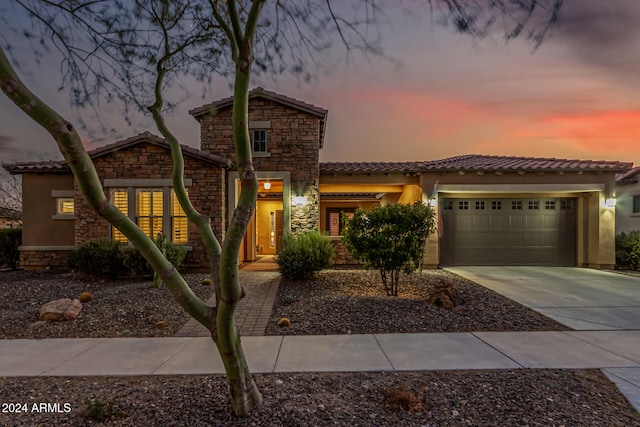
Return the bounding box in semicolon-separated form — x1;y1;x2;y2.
1;1;639;166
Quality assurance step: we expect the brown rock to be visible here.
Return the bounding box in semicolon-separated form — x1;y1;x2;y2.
64;299;83;320
39;298;83;321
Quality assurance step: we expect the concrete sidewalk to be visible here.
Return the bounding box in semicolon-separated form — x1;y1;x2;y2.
1;331;640;409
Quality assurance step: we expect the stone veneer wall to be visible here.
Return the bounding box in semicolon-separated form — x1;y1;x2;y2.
74;142;226;270
291;185;319;234
198;98;321;232
330;240;364;266
20;249;72;271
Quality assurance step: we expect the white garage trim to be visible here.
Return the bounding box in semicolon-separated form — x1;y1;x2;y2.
437;183;604;193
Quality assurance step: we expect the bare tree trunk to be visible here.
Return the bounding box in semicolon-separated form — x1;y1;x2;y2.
211;0;265;415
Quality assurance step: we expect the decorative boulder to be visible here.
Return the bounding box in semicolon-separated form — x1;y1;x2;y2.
39;298;83;321
430;280;465;309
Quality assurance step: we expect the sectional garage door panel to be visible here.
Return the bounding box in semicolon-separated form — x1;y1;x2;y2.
440;198;576;266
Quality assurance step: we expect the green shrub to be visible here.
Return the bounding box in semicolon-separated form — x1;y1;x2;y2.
276;231;333;280
0;228;22;270
342;202;436;296
121;233;187;287
68;239;125;279
82;400;127;421
616;230;640;271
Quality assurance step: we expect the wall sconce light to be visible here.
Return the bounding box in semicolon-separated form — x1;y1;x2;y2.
428;198;437;208
604;198;616;208
263;182;271;190
292;196;307;206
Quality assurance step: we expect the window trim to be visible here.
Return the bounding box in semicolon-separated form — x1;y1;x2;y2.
252;129;268;153
51;190;75;220
108;186;189;245
632;194;640;215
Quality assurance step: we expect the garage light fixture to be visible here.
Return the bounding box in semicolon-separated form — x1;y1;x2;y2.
604;198;616;208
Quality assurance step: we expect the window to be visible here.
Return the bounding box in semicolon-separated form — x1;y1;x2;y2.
111;189;128;243
512;201;523;210
492;201;502;210
633;195;640;214
560;199;572;210
137;189;164;240
458;201;469;210
252;130;267;153
442;200;453;210
326;208;355;236
110;187;188;244
171;190;188;244
475;201;485;210
545;201;556;210
57;198;74;215
528;200;539;210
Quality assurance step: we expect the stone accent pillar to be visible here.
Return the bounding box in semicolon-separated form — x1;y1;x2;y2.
291;183;319;234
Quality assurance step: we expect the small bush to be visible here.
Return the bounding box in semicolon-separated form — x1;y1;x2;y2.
68;239;125;279
79;292;93;303
276;231;333;280
0;228;22;270
82;400;127;421
342;202;436;296
616;231;640;271
121;233;187;286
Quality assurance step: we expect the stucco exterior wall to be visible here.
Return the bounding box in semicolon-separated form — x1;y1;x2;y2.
616;181;640;234
19;173;75;270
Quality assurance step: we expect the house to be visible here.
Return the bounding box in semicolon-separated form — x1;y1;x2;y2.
3;87;633;271
615;167;640;234
0;207;21;229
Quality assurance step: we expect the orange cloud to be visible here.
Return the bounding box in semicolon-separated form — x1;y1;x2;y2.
509;110;640;158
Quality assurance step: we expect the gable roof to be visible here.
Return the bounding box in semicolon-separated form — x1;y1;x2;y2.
419;155;632;173
321;161;422;175
320;155;632;175
3;132;232;174
189;87;328;148
616;166;640;184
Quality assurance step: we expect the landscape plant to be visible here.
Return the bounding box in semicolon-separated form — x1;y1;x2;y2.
342;202;436;296
276;231;333;280
121;233;187;287
68;239;124;279
0;227;21;270
616;230;640;271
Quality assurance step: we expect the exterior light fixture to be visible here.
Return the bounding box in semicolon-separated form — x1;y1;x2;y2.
605;198;616;208
292;196;307;206
263;182;271;190
428;198;437;208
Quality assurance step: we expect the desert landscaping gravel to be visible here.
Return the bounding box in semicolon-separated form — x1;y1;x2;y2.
1;268;639;426
0;270;214;339
266;269;569;335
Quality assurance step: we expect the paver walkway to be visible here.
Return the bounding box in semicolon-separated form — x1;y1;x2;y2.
175;265;280;337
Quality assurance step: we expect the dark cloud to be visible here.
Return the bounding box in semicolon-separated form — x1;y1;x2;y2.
0;135;16;152
553;0;640;83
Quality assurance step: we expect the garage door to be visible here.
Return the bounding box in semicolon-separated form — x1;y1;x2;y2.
439;198;576;266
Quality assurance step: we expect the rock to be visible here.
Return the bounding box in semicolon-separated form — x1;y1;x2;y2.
156;321;168;329
39;298;83;321
430;280;465;309
278;317;291;327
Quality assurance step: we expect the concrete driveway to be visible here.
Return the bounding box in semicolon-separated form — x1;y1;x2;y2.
446;267;640;330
